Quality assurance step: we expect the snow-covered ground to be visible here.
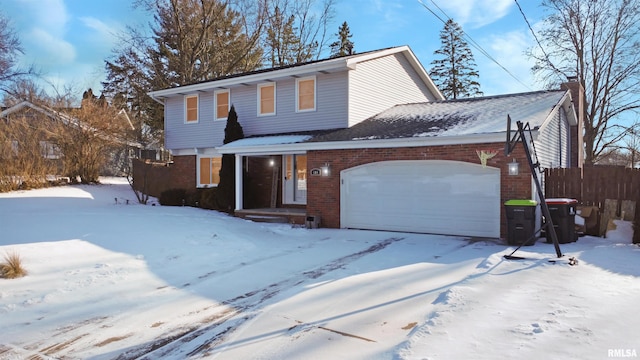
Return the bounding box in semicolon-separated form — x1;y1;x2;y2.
1;178;638;359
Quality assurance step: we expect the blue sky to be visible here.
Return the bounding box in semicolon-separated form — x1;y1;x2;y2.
2;0;548;100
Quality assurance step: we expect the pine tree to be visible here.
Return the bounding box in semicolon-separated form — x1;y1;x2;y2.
329;21;354;58
216;105;244;211
429;19;482;99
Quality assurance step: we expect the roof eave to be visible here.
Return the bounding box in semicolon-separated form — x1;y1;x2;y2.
147;59;351;101
537;90;576;133
217;132;530;156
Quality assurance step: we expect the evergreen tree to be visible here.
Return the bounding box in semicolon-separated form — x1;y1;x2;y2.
429;19;482;99
102;46;164;143
216;105;244;211
329;21;354;58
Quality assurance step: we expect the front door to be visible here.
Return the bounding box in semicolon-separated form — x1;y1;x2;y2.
283;154;307;204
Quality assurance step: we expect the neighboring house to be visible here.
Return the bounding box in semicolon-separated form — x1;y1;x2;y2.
0;100;143;176
147;45;583;240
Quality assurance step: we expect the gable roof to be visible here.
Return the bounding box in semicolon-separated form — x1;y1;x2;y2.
1;100;142;148
309;90;574;142
147;46;444;102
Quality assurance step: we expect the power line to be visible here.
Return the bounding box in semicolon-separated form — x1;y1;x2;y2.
513;0;566;83
418;0;533;91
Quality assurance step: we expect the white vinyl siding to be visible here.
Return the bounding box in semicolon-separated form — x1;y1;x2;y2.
258;83;276;116
535;110;571;169
349;53;437;126
185;95;198;123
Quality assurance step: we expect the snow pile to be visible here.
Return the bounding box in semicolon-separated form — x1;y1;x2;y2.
1;179;638;359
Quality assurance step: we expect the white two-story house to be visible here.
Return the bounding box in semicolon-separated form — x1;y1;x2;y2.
148;45;582;240
147;46;443;204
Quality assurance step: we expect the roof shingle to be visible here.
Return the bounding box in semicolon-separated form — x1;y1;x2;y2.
311;90;567;142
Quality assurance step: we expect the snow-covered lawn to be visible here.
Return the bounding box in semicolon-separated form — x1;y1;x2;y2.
0;178;638;359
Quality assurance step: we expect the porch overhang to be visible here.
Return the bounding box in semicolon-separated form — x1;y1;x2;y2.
217;131;532;156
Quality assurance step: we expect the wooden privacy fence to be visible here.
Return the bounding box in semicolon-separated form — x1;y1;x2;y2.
545;166;640;207
545;166;640;243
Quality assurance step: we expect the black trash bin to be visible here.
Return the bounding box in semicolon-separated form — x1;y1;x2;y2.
545;198;578;244
504;200;538;246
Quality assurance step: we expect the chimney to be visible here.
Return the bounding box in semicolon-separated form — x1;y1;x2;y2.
561;76;585;168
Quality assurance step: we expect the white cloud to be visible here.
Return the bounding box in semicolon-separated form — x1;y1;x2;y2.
477;30;540;95
28;28;77;64
80;16;121;46
18;0;70;36
431;0;513;28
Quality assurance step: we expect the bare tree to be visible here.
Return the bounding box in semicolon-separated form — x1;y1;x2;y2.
263;0;335;66
52;95;131;184
530;0;640;165
0;11;36;96
0;106;59;192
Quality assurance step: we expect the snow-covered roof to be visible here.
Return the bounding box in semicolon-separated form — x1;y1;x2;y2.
311;90;572;142
219;135;313;149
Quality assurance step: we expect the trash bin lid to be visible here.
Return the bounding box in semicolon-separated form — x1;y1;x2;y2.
504;199;538;206
545;198;578;205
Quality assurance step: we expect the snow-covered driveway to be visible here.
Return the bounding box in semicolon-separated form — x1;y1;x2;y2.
1;178;638;359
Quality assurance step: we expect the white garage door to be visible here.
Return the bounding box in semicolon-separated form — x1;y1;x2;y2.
340;160;500;238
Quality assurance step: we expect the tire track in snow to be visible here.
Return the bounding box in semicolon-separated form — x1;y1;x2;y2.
125;237;405;359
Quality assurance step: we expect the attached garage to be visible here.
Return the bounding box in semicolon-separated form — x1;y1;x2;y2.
340;160;501;238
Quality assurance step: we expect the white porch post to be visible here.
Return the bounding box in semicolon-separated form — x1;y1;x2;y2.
235;154;243;211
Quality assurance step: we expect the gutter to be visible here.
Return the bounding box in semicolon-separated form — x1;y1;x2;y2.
217;131;539;156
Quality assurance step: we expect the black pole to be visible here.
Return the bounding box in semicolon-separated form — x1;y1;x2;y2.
516;121;563;258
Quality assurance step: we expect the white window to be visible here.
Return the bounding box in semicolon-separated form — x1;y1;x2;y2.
258;83;276;116
39;141;60;159
296;76;316;112
185;95;198;123
198;156;222;187
215;90;230;121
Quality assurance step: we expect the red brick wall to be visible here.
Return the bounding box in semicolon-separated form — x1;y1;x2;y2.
245;157;280;208
133;155;195;197
306;143;532;239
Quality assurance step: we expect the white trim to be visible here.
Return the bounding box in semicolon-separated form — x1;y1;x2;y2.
537;91;575;134
148;46;444;102
196;154;222;188
257;82;276;116
296;76;316;112
214;89;230;121
184;94;199;123
217;131;539;156
234;155;243;211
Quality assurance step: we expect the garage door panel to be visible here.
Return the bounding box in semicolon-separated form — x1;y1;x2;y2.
340;160;500;238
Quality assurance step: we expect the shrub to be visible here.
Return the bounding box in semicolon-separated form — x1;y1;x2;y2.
185;189;203;207
200;187;218;210
159;188;187;206
0;251;27;279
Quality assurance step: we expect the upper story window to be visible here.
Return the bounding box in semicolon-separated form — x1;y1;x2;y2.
215;90;230;120
296;76;316;112
185;95;198;123
258;83;276;116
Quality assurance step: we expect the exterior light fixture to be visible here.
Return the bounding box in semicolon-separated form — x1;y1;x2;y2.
269;158;275;167
508;159;520;176
320;163;331;176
